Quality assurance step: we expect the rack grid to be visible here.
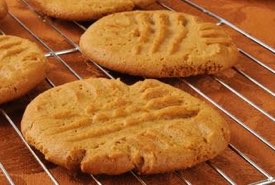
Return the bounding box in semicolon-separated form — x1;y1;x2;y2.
0;0;274;184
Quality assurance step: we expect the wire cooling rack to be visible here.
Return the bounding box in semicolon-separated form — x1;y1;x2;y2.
0;0;274;184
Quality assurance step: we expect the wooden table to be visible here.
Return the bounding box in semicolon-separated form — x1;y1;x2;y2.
0;0;274;184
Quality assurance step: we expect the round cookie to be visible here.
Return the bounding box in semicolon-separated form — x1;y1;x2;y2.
28;0;155;21
80;10;239;78
21;78;230;175
0;35;47;104
0;0;8;19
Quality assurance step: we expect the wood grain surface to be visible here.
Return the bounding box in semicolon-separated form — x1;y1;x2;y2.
0;0;274;184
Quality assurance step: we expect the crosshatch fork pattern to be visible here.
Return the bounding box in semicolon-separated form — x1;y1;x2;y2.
0;0;274;185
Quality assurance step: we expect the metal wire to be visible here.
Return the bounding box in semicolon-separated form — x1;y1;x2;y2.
213;77;275;122
207;162;237;185
0;110;59;185
182;78;275;182
0;162;15;185
232;67;275;97
130;171;147;185
179;0;275;54
45;48;79;57
249;178;275;185
228;144;272;179
45;76;56;87
238;49;275;74
217;17;275;76
73;21;87;31
181;79;274;151
174;171;192;185
89;174;103;185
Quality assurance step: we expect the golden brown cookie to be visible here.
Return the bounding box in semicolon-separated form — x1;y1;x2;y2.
80;10;239;78
0;35;47;104
28;0;155;21
0;0;8;19
21;78;230;175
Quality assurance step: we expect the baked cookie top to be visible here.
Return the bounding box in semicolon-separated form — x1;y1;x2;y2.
0;35;47;104
80;10;239;78
21;78;230;175
29;0;133;21
0;0;8;19
28;0;155;21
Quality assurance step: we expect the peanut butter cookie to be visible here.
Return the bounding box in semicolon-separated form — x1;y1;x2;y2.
21;78;230;175
30;0;155;21
80;10;238;78
0;35;47;104
28;0;155;21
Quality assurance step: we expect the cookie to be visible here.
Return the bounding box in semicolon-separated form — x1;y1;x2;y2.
28;0;155;21
0;35;47;104
0;0;8;19
21;78;230;175
80;10;239;78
